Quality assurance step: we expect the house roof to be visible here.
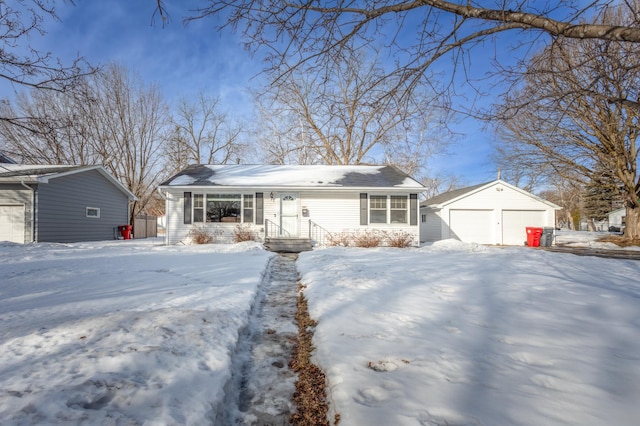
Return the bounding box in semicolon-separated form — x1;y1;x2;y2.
159;164;424;189
420;179;561;209
0;164;137;200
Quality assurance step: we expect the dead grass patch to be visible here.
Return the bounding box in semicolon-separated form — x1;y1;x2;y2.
597;235;640;247
290;285;336;425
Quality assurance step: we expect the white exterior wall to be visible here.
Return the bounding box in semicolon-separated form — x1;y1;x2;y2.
164;189;265;245
420;208;442;242
164;188;421;246
422;182;557;245
608;208;626;228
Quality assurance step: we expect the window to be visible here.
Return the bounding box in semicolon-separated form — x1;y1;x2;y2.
370;196;387;223
243;194;254;223
421;214;427;223
390;196;407;223
86;207;100;218
368;195;410;224
194;194;204;222
187;193;257;223
206;194;241;223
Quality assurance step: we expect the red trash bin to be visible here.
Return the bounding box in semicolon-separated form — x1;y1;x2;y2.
526;227;543;247
118;225;132;240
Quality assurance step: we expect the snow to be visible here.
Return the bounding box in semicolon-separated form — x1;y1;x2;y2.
0;239;274;425
2;235;640;425
555;229;640;251
297;240;640;425
164;164;424;188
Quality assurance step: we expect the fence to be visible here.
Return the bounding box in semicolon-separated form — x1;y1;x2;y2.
134;215;157;238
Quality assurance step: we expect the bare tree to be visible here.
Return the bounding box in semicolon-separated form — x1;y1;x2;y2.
0;1;94;119
494;5;640;239
253;48;449;176
86;64;169;224
0;64;169;226
164;92;242;173
154;1;640;110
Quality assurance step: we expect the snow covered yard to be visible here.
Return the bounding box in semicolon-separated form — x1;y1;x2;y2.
297;241;640;425
0;239;274;425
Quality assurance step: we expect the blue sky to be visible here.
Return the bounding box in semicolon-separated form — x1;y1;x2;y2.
2;1;511;185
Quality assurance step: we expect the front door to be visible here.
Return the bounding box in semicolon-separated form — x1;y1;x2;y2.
279;193;299;237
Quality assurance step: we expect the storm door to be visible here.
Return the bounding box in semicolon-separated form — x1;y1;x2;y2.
279;193;299;237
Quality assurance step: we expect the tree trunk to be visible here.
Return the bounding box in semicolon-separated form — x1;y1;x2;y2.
624;205;640;239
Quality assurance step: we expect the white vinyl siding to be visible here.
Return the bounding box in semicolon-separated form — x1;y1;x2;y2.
165;189;420;246
420;209;442;242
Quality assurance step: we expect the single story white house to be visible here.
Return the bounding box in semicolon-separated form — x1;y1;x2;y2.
607;207;626;231
420;179;560;245
158;164;424;248
0;165;136;243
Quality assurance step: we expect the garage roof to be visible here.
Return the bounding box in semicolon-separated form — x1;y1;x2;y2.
421;179;561;209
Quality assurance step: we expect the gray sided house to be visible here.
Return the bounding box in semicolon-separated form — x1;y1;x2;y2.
0;165;136;243
158;164;424;248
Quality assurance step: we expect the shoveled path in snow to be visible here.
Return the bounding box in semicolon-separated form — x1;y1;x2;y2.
225;253;300;425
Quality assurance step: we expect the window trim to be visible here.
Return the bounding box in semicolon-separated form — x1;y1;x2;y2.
86;207;100;218
368;194;411;225
189;192;256;225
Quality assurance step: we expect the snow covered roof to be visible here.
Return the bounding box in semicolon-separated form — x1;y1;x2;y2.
0;164;88;181
421;179;561;209
159;164;424;189
0;164;137;200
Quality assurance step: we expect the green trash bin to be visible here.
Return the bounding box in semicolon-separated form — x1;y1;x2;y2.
540;227;554;247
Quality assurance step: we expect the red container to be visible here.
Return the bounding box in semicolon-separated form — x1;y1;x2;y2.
118;224;132;240
526;227;543;247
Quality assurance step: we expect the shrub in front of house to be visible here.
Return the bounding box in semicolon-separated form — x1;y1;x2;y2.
188;225;216;244
233;224;257;242
386;231;414;248
327;231;352;247
352;229;386;248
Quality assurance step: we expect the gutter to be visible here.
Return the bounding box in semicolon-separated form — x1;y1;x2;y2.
20;180;37;242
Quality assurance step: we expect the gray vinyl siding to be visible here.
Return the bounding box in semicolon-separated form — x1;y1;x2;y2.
37;170;129;242
0;184;34;243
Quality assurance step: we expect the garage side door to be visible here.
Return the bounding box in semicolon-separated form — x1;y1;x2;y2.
449;209;493;244
0;204;25;244
502;210;545;245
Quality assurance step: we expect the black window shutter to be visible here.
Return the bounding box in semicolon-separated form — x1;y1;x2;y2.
410;194;418;226
184;192;192;224
360;193;368;225
255;192;264;224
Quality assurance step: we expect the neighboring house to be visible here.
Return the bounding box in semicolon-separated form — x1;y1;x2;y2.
0;165;136;243
420;179;560;245
158;164;424;247
608;207;626;231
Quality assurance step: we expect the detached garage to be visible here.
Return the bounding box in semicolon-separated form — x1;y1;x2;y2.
420;180;560;245
0;165;136;243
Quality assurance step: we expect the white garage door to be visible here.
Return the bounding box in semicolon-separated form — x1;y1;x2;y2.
0;204;25;244
502;210;545;245
449;209;493;244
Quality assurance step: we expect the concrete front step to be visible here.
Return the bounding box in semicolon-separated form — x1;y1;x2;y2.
264;238;313;253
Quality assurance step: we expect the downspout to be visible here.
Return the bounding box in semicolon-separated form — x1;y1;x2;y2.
157;187;168;245
20;181;36;242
